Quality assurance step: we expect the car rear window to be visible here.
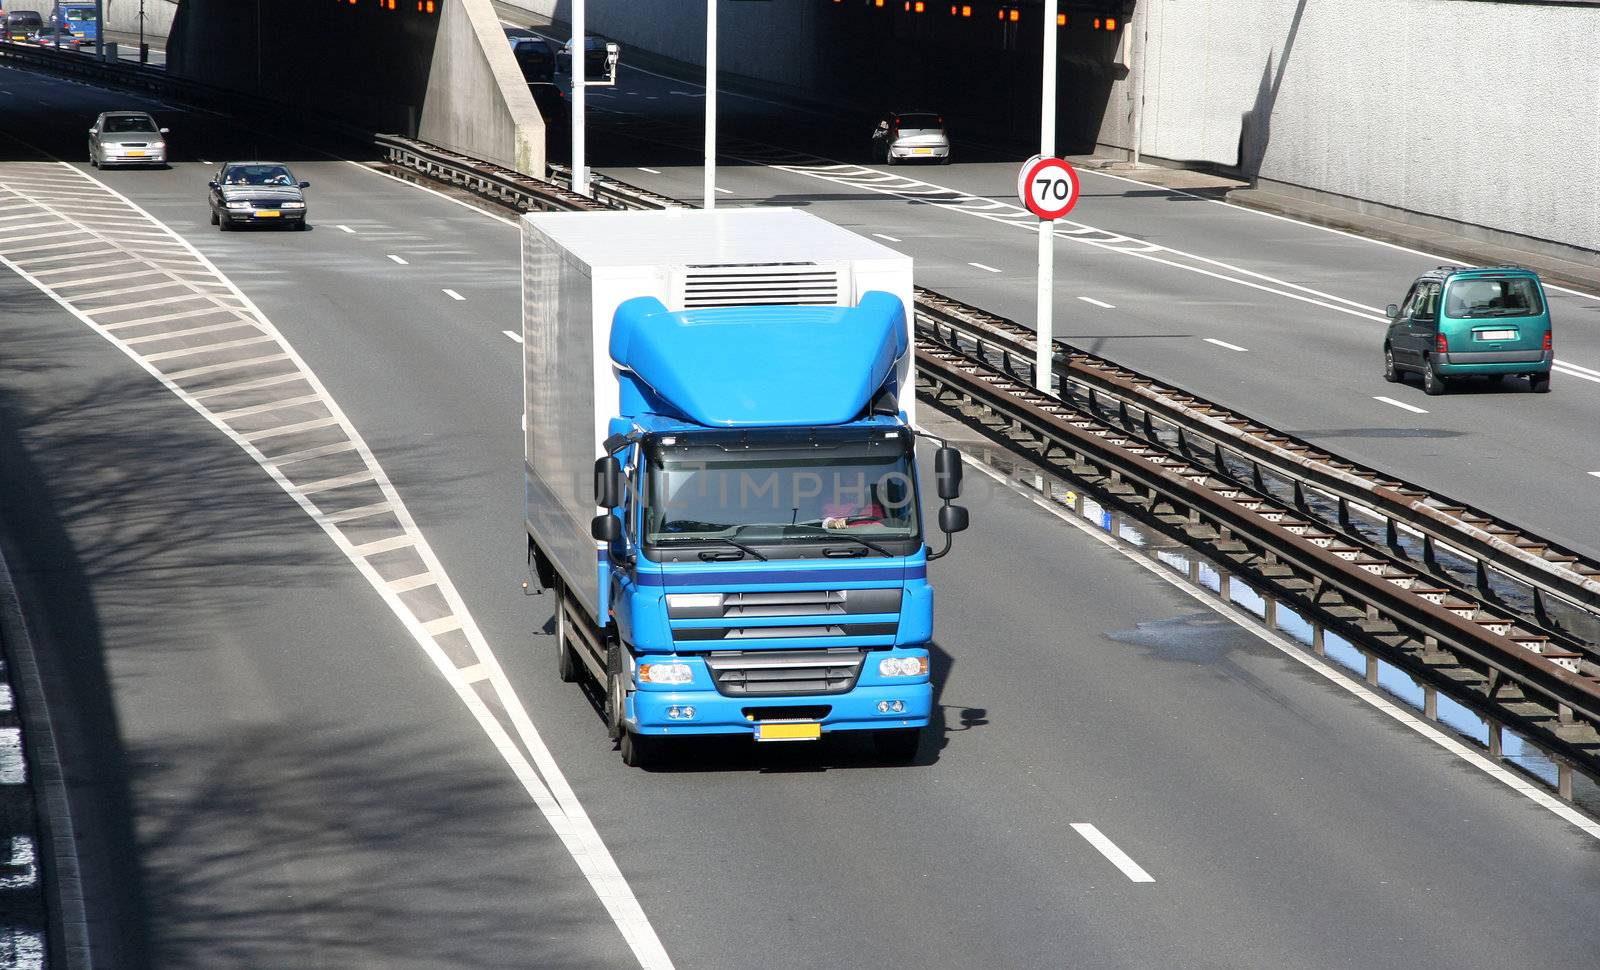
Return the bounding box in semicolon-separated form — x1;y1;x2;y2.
105;115;157;133
1444;277;1544;319
9;12;43;26
896;113;943;129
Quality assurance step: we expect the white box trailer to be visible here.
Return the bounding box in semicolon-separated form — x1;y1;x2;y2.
521;207;916;623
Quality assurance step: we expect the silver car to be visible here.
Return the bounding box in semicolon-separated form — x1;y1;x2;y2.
89;111;169;169
871;111;951;166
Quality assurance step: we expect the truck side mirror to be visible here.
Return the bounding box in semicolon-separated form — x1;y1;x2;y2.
937;504;969;535
594;455;624;508
1385;304;1399;319
591;513;622;543
934;446;963;500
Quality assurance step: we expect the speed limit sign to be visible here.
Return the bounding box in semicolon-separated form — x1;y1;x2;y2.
1016;155;1081;220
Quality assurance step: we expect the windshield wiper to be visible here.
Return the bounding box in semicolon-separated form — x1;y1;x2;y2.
786;526;898;558
654;535;768;561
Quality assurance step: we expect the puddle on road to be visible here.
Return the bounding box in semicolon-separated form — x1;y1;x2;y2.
1106;612;1247;665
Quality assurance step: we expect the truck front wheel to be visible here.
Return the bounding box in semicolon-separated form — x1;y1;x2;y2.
872;727;921;764
621;730;663;769
605;639;627;741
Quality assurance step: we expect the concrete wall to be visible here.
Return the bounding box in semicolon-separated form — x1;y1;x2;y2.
4;0;177;38
500;0;827;90
157;0;542;175
418;0;546;173
1099;0;1599;255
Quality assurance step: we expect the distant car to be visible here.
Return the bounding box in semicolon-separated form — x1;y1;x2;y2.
207;162;311;231
1383;266;1553;395
89;110;168;168
558;35;616;79
48;2;97;46
5;10;42;42
510;35;556;85
871;111;951;165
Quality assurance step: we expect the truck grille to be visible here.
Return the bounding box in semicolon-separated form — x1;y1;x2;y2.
667;588;900;619
676;263;843;308
704;649;866;697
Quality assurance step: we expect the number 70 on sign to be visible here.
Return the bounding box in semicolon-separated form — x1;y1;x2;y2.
1016;155;1081;220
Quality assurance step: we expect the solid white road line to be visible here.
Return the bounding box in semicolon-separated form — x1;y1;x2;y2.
503;330;524;343
347;160;522;229
386;254;408;265
442;289;466;301
969;262;1001;273
1373;396;1429;414
872;233;901;243
1071;823;1155;883
1077;296;1116;309
637;167;662;174
1554;362;1600;384
337;224;355;234
1203;337;1249;352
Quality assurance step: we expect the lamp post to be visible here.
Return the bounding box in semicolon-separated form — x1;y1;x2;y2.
570;0;588;197
1035;0;1058;393
704;0;717;209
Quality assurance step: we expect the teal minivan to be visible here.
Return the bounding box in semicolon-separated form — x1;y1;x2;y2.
1383;266;1553;395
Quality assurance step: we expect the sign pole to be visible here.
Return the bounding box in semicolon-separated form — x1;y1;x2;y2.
1035;0;1058;393
571;0;588;197
704;0;717;210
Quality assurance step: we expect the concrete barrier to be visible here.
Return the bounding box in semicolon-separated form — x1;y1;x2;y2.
1097;0;1599;260
419;0;546;174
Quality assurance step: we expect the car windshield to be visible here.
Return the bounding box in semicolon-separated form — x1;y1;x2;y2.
643;431;920;549
897;113;943;130
104;115;157;133
1444;277;1544;318
65;9;95;21
223;165;296;187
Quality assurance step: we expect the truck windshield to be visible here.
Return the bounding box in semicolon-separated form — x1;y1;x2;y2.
1444;277;1544;318
643;430;921;554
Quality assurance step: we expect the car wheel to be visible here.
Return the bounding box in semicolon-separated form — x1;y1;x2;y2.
1530;372;1551;393
1383;345;1402;383
1422;356;1446;396
884;145;895;167
604;639;627;742
218;215;232;232
209;207;219;226
89;153;97;168
873;727;921;764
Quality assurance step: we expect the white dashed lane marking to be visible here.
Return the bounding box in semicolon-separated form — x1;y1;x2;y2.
1203;337;1249;352
386;253;408;265
503;330;523;343
1078;296;1115;309
1071;823;1155;883
872;233;901;243
443;288;466;301
969;262;1001;273
1373;396;1429;415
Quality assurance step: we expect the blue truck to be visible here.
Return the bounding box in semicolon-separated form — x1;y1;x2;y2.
522;208;969;767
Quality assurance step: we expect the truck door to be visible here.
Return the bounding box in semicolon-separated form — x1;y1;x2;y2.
609;447;645;646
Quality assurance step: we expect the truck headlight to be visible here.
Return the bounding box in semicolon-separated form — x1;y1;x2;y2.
638;662;693;685
878;656;928;678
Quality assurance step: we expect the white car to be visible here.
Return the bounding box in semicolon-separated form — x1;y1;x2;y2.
89;111;169;169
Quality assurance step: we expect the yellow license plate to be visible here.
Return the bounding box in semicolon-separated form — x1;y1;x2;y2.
126;151;146;157
255;210;281;218
757;722;821;742
914;148;933;155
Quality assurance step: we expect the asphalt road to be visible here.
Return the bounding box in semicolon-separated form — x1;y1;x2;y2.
555;50;1600;566
2;60;1600;968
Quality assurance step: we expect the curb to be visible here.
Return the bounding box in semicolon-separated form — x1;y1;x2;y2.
0;547;91;970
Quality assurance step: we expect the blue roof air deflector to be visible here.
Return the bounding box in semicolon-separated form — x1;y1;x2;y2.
609;291;908;428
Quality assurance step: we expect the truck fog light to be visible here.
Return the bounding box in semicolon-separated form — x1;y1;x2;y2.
876;701;890;713
667;706;698;720
891;700;905;713
878;656;929;678
639;662;693;685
